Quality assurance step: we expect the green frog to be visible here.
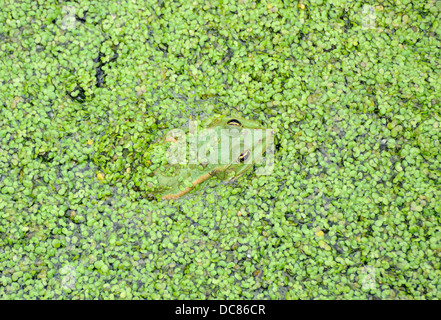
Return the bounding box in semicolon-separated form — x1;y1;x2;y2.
145;115;271;200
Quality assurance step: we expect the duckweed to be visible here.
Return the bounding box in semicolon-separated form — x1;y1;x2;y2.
1;0;441;300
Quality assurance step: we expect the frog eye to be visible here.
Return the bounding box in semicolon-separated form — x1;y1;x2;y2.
227;119;242;127
238;150;251;163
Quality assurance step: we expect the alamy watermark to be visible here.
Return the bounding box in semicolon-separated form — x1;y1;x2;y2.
164;120;275;175
361;265;376;290
62;5;76;30
60;264;76;290
361;5;376;29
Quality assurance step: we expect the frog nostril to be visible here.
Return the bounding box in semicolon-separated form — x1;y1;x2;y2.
227;119;242;127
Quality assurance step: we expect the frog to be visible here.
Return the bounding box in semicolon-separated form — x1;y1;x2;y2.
145;115;271;200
